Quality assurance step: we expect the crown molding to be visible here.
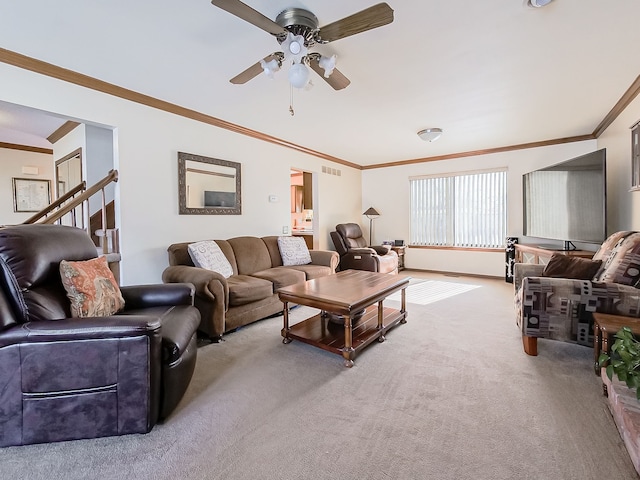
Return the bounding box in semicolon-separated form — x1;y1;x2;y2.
0;141;53;155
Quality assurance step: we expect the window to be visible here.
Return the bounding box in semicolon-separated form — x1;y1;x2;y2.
410;169;507;248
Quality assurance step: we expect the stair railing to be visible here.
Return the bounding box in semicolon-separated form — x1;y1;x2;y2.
22;169;119;256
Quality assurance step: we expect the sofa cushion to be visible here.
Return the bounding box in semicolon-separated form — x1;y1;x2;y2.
277;236;311;266
188;240;233;278
593;232;640;286
285;264;333;280
226;275;273;307
593;231;636;262
59;256;125;317
228;237;272;275
252;267;305;290
541;254;602;280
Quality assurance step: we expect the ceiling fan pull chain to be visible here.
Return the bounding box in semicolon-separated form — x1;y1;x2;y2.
289;84;295;116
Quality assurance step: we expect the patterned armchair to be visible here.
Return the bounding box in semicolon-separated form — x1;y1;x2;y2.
514;231;640;355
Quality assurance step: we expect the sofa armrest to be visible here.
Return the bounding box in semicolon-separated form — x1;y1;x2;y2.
370;245;391;255
516;277;640;345
349;247;378;255
0;315;161;348
162;266;228;301
513;263;545;291
162;265;229;339
339;251;382;272
120;283;195;309
309;250;340;273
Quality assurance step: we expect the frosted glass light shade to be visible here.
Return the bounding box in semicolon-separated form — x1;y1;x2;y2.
417;128;443;142
318;54;337;78
528;0;553;7
288;62;310;89
260;58;280;78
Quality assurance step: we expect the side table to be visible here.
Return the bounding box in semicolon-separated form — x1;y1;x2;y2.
390;245;407;271
593;312;640;376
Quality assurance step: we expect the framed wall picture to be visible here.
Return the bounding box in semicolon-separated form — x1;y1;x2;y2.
12;177;51;212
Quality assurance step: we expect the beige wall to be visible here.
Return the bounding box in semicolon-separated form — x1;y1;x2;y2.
362;141;598;277
596;95;640;232
0;62;362;285
2;60;638;282
0;147;54;225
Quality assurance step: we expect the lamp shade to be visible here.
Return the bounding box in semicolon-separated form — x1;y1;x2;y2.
363;207;380;217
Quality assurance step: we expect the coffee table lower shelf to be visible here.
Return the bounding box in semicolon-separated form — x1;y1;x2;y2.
282;305;406;366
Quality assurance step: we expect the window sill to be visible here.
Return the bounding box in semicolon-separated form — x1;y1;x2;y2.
409;245;503;253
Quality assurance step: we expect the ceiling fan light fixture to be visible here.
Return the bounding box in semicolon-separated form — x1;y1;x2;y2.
282;32;307;63
318;54;337;78
260;58;281;78
418;128;443;142
288;62;310;89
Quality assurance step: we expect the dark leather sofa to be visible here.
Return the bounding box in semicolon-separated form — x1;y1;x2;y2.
330;223;399;274
0;224;200;447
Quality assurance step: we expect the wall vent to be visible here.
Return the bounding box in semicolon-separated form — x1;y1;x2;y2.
322;165;341;176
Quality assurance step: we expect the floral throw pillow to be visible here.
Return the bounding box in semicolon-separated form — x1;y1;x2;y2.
188;240;234;278
277;236;312;266
59;256;125;317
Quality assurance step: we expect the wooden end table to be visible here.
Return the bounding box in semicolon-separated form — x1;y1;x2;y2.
390;245;407;271
277;270;410;367
593;312;640;375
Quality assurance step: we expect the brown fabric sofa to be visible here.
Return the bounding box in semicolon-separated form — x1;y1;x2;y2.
162;236;339;341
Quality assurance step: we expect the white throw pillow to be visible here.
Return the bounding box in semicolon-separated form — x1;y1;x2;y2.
188;240;233;278
278;236;312;266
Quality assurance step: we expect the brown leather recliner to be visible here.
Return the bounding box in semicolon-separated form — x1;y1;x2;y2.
0;224;200;447
330;223;399;274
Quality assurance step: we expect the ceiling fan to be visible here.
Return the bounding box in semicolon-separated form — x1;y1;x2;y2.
210;1;394;91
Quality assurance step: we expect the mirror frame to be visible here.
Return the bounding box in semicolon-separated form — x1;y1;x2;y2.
178;151;241;215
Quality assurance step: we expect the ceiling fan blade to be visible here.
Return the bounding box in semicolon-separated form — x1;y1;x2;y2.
230;53;281;84
211;0;286;35
317;3;394;43
309;57;351;91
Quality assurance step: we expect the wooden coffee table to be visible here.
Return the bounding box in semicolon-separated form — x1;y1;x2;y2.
277;270;410;367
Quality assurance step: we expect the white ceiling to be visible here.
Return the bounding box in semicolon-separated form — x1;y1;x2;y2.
1;0;640;166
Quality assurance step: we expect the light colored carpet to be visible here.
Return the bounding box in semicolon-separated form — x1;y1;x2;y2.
0;272;637;479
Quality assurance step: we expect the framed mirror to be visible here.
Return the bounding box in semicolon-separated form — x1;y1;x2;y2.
178;152;241;215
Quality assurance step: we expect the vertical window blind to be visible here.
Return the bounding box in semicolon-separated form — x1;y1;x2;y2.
410;169;507;248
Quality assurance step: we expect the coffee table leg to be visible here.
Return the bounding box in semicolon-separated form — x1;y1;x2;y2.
400;287;407;323
377;301;386;343
343;315;355;368
282;301;292;344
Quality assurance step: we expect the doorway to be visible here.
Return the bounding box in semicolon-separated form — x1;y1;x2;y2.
290;168;315;249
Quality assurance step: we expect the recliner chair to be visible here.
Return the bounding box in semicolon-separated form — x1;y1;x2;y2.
0;224;200;446
330;223;399;274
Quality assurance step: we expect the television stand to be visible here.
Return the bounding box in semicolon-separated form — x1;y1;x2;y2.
514;244;595;265
537;241;577;252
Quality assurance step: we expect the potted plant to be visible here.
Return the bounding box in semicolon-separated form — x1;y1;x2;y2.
599;326;640;400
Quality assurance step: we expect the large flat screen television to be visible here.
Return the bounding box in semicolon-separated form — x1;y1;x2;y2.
523;148;606;250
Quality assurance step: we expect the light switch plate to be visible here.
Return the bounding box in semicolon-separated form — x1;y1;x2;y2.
282;226;289;234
